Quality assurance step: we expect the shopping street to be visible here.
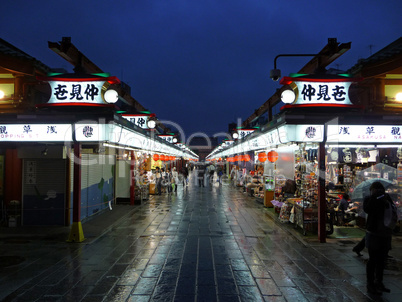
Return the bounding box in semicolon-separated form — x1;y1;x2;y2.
1;173;401;302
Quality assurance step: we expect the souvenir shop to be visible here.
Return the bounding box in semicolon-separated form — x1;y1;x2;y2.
209;118;402;236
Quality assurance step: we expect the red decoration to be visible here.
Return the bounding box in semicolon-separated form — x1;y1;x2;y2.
258;152;267;162
153;154;159;161
244;154;251;162
267;150;279;162
160;155;166;161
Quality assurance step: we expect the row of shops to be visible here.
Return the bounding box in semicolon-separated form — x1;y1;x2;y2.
2;113;197;228
209;116;402;239
207;72;402;241
0;51;198;238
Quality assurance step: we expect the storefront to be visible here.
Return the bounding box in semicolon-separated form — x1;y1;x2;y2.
1;74;198;234
207;74;402;241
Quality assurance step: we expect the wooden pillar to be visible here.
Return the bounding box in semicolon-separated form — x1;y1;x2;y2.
67;142;85;242
130;151;135;205
317;141;326;243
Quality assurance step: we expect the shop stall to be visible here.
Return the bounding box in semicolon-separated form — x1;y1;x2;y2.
207;119;402;237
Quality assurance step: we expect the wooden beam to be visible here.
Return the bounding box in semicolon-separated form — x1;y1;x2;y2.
48;37;172;133
242;40;351;127
48;38;103;73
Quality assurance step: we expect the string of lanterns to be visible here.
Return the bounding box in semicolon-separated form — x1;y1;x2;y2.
220;151;278;163
152;154;176;161
259;151;278;162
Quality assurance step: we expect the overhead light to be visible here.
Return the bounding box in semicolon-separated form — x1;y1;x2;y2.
281;89;296;104
41;147;48;156
396;92;402;102
147;119;156;129
103;142;137;151
232;132;239;139
104;89;119;103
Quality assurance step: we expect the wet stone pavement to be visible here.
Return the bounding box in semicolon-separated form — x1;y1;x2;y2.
1;173;402;301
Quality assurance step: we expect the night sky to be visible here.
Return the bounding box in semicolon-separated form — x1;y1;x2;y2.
2;0;401;139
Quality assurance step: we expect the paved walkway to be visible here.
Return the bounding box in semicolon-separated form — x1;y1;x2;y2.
1;173;401;301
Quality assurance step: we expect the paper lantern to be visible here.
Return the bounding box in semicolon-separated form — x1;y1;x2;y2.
160;155;166;161
153;154;159;161
267;150;278;162
244;154;251;162
258;152;267;162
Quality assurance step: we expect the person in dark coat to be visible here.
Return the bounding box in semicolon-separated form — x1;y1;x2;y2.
182;166;189;186
197;165;205;187
363;181;393;295
337;193;350;225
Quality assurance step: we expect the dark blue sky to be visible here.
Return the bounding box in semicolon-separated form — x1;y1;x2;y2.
2;0;401;137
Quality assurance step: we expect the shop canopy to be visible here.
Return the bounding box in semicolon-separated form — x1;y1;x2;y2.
207;121;402;160
0;121;198;160
207;123;324;159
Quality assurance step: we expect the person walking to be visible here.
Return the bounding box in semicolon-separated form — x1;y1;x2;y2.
166;169;172;193
161;168;168;194
337;193;350;225
155;167;162;195
217;166;223;184
363;181;394;295
172;167;179;192
198;165;205;187
181;166;189;187
208;164;216;185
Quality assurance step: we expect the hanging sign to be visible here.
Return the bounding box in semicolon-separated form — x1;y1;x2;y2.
25;161;37;185
158;135;174;143
37;75;120;106
280;76;360;107
0;124;72;142
121;114;150;129
327;125;402;143
237;129;255;139
278;125;324;143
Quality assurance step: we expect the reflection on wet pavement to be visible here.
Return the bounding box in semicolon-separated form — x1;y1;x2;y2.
1;172;401;301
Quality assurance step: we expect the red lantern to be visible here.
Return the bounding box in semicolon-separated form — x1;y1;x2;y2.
160;154;166;161
153;154;159;161
267;150;278;162
244;154;251;162
258;152;267;162
234;155;239;162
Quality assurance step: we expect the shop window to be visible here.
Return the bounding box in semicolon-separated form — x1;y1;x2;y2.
0;74;15;101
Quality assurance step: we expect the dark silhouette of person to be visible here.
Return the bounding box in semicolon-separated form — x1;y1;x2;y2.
198;165;205;187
